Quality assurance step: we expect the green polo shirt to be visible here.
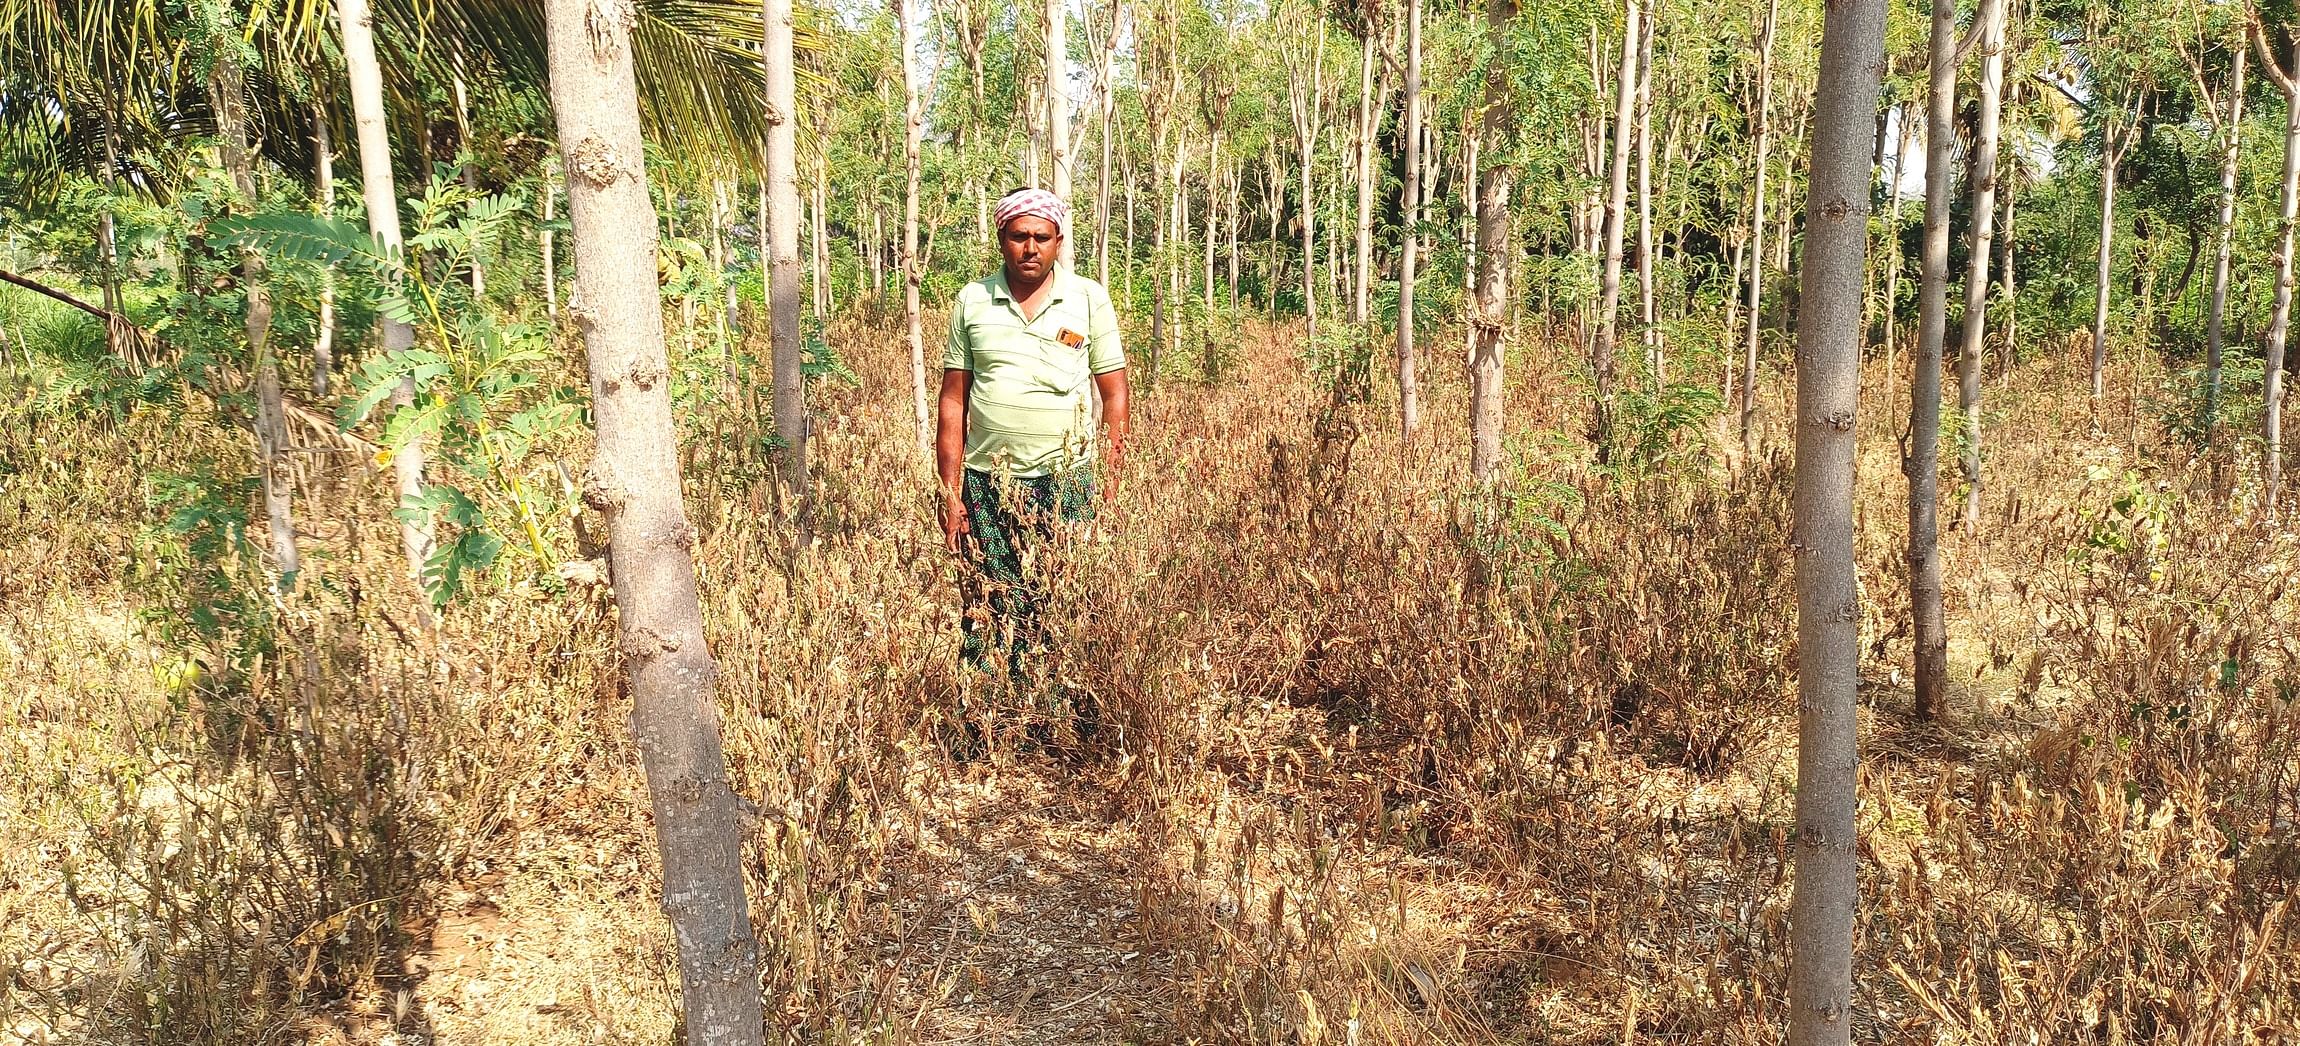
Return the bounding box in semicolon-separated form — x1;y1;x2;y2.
943;268;1127;478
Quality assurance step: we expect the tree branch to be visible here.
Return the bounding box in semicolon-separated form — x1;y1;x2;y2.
0;269;112;319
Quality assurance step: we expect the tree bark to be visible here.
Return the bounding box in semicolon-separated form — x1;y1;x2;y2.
1351;25;1379;326
1398;0;1422;439
1881;111;1913;373
1593;0;1642;456
1957;0;2005;535
542;162;560;318
1283;8;1326;349
1469;0;1517;483
1740;0;1780;465
213;53;299;579
1635;4;1658;386
541;0;766;1037
1908;0;1957;723
1095;0;1119;284
1048;0;1073;269
2208;45;2247;435
2255;21;2300;512
1788;0;1886;1040
2091;135;2124;407
337;0;434;592
313;99;338;397
766;0;808;498
453;72;486;297
903;0;931;453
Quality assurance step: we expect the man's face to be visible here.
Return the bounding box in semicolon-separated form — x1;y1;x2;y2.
1000;216;1061;282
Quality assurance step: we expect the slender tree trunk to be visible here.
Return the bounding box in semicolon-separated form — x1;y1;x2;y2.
1958;0;2005;535
453;73;486;297
766;0;808;497
1635;4;1658;385
2208;46;2248;434
542;162;560;318
1593;0;1643;456
1398;0;1422;439
1096;0;1117;285
337;0;433;588
813;166;832;317
1048;0;1072;268
902;0;931;453
213;54;298;579
1740;0;1780;464
540;0;765;1037
1463;121;1480;372
1469;0;1518;483
2091;138;2123;407
1882;111;1913;372
2261;66;2300;512
1788;3;1886;1042
313;99;338;397
1352;28;1377;326
1908;0;1958;722
1999;161;2017;356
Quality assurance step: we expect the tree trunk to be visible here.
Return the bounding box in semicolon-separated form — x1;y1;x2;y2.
1398;0;1422;439
2264;74;2299;512
2208;45;2247;435
2091;142;2122;407
1048;0;1072;269
1908;0;1957;722
453;73;486;297
1957;0;2005;535
337;0;434;591
1635;4;1658;386
1463;120;1480;372
1096;0;1118;285
764;0;807;498
1469;0;1517;483
213;54;299;580
1593;0;1642;456
540;0;766;1037
313;99;338;398
542;162;560;318
1352;28;1377;325
1740;0;1780;464
1787;1;1886;1041
1881;111;1913;373
903;0;931;453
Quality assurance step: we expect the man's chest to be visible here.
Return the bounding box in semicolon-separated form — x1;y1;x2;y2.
966;298;1092;367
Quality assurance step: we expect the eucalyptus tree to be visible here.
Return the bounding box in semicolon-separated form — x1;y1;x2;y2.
1593;0;1642;457
1787;0;1887;1037
766;0;807;498
1397;0;1422;439
1468;0;1516;482
1908;0;1958;722
2188;17;2245;432
2254;10;2296;510
541;0;765;1036
1956;0;2006;534
1278;0;1328;348
1738;0;1780;464
902;0;930;453
2081;3;2161;409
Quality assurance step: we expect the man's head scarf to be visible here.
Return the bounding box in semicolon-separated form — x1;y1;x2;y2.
994;188;1069;236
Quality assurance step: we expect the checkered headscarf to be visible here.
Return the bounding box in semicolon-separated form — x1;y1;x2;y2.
993;188;1069;235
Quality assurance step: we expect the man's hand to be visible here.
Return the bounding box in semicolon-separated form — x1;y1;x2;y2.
1094;368;1129;505
940;487;970;553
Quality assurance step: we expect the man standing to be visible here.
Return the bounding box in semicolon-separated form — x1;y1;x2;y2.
937;188;1130;687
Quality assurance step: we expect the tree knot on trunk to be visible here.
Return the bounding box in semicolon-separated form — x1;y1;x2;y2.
620;624;683;659
1821;195;1858;222
569;134;633;189
763;100;788;126
606;355;669;393
1824;409;1855;432
580;462;628;513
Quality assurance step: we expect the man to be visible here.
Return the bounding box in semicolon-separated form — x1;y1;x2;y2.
937;188;1130;687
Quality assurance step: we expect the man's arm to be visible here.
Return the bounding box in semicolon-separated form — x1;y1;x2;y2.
1094;367;1128;498
937;369;972;551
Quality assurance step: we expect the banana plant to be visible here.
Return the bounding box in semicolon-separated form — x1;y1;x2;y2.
216;164;576;607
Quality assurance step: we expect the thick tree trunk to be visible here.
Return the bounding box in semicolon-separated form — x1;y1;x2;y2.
540;0;765;1037
1740;0;1780;465
903;0;931;453
765;0;808;498
1398;0;1422;439
338;0;434;592
1593;0;1642;456
1908;0;1957;722
1787;1;1886;1041
2208;47;2247;434
212;54;299;580
1957;0;2005;535
1469;0;1517;483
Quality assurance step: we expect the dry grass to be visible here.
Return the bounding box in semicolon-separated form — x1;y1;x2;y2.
1;315;2296;1043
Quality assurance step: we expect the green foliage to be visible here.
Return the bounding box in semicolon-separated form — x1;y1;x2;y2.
136;468;274;665
396;484;506;607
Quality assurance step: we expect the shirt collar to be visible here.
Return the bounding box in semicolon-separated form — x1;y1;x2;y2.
989;267;1069;306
